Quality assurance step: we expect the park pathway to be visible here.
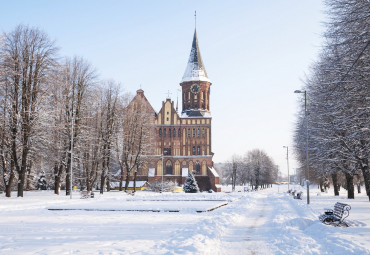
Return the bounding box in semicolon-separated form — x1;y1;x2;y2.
218;192;274;255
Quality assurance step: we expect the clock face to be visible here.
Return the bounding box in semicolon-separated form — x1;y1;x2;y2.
190;84;200;94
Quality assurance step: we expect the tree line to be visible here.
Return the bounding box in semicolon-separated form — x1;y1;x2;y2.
0;25;153;197
216;149;279;191
294;0;369;200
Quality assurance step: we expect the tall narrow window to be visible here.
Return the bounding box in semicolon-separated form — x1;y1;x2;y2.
195;161;201;174
159;128;162;137
166;160;173;175
192;146;196;155
197;146;200;155
178;128;181;137
197;128;200;137
202;128;205;138
193;128;195;137
188;129;191;137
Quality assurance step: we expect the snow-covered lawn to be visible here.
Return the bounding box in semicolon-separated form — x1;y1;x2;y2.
0;185;369;254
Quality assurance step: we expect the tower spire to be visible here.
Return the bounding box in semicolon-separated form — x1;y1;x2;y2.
181;23;210;83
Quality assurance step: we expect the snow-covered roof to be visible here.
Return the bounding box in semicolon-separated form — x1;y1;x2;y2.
110;181;148;188
208;167;219;178
181;29;211;83
181;110;212;118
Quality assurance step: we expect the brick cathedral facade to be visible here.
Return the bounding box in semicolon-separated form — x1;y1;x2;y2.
129;30;220;191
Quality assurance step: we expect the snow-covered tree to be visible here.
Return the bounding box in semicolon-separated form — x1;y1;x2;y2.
184;172;199;193
36;171;47;190
294;0;370;200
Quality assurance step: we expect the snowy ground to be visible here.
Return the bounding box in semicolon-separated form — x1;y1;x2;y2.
0;185;369;255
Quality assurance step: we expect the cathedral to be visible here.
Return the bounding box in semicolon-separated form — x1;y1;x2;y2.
129;29;220;192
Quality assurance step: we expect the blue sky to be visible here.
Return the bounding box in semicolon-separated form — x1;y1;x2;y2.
1;0;326;176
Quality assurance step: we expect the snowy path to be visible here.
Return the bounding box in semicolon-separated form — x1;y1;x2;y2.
218;193;272;255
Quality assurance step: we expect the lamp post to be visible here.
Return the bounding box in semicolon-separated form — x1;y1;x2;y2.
161;154;164;192
69;115;74;199
294;90;310;204
283;146;290;191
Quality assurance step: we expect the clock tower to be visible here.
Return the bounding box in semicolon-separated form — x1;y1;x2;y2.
180;29;212;117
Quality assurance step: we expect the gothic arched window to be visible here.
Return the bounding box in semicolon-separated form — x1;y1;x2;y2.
159;128;162;137
166;160;173;175
195;161;201;174
192;146;196;155
197;146;200;155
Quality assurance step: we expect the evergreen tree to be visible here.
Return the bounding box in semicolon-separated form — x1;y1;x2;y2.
184;172;199;193
36;171;47;190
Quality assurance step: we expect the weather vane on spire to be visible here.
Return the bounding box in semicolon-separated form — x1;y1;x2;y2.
194;10;197;29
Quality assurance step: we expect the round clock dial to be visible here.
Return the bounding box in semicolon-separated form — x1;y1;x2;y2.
190;84;200;94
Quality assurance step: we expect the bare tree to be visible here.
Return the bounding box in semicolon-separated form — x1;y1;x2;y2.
97;82;119;194
115;95;155;192
47;57;96;195
0;25;57;197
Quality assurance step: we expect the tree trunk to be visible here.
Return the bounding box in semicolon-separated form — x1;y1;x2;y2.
100;163;106;195
54;164;63;195
119;169;124;191
357;183;361;194
54;175;61;195
331;173;339;196
360;159;370;201
124;169;130;192
5;170;15;197
345;172;354;199
65;171;70;196
319;178;324;192
106;174;110;192
17;147;30;197
133;169;137;194
65;151;72;196
100;174;105;194
17;170;26;197
105;151;111;192
26;164;31;191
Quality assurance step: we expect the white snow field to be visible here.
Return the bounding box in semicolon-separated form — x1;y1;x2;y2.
0;185;369;255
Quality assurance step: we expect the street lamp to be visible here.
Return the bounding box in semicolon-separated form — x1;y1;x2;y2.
283;146;290;191
69;115;74;199
161;154;164;192
294;90;310;204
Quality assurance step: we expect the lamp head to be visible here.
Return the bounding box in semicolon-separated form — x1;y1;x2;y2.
294;90;303;94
